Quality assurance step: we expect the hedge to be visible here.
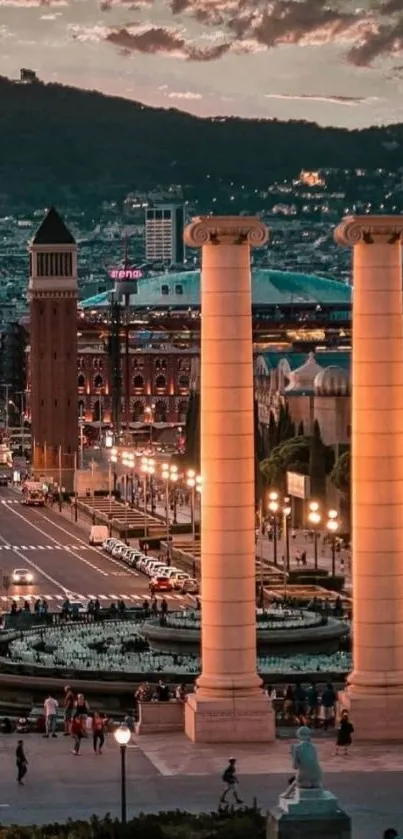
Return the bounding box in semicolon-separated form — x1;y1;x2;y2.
0;810;266;839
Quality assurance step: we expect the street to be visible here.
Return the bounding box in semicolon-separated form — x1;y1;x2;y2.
0;488;193;610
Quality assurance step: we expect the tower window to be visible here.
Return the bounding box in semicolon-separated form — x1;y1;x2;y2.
161;285;169;295
175;284;183;295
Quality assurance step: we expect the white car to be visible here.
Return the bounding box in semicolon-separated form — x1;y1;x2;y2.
68;600;88;615
12;568;34;585
145;562;166;577
158;567;185;580
111;543;127;558
103;538;119;554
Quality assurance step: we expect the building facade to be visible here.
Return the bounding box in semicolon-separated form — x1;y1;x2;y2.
145;204;185;265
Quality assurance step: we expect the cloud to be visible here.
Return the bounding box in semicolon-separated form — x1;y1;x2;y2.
264;93;374;106
167;90;202;99
105;25;233;60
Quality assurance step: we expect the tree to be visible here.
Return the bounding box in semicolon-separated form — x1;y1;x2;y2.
260;433;334;493
276;403;295;446
330;449;351;527
309;419;328;501
268;411;277;453
297;420;305;436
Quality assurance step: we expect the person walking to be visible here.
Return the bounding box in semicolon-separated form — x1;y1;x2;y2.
71;715;84;755
92;712;107;754
219;758;243;807
43;694;59;738
63;686;75;736
16;740;28;785
335;710;354;756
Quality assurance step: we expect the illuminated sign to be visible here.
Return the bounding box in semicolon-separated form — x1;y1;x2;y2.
109;268;143;281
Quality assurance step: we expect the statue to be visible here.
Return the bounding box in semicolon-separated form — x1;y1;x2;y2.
283;726;322;798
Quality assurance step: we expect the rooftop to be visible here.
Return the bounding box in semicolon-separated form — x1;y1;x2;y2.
80;269;351;310
32;207;76;246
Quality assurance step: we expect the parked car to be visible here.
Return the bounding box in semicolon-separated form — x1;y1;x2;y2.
177;578;199;594
158;568;187;580
149;576;173;593
111;544;127;559
170;573;192;589
103;538;120;554
89;525;109;546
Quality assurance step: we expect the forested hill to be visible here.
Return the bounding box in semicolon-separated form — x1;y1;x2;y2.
1;75;402;210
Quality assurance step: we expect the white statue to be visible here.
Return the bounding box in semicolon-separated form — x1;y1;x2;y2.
284;726;323;798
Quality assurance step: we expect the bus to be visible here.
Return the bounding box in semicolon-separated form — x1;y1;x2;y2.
22;481;46;507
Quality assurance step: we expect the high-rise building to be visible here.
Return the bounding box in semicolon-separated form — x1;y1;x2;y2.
29;207;77;489
145;204;185;265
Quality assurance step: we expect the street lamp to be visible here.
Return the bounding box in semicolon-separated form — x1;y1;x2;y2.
144;402;156;449
140;456;155;540
114;724;131;823
162;463;178;566
122;451;135;544
282;497;292;599
108;447;118;532
268;490;279;566
186;470;202;577
308;501;321;570
326;509;339;577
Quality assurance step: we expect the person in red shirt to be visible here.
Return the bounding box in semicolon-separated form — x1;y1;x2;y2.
71;716;84;755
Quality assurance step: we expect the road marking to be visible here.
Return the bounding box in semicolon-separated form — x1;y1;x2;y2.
3;504;109;578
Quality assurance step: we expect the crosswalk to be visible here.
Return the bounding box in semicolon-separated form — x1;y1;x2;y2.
0;544;91;551
3;591;190;608
0;499;21;505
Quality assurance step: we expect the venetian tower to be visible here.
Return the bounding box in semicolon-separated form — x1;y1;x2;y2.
29;208;78;490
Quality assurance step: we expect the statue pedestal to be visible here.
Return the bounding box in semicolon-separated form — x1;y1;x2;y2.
267;788;351;839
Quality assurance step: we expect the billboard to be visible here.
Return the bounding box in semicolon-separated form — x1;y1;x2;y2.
109;267;142;298
286;471;310;500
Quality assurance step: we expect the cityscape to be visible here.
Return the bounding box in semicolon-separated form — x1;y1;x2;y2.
0;0;403;835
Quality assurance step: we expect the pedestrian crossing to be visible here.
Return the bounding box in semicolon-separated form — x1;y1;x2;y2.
0;544;91;552
2;592;190;607
0;499;20;505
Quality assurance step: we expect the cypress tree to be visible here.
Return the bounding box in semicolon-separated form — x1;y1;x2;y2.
297;420;305;436
309;419;326;500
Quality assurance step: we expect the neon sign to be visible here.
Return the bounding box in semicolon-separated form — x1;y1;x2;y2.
109;268;143;281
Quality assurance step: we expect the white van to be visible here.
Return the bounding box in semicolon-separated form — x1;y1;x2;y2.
89;525;109;546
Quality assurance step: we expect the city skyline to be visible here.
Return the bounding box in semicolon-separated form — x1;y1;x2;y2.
1;0;403;128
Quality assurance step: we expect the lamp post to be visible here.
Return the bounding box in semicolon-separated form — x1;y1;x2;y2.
308;500;321;570
140;456;155;539
162;463;178;566
282;497;292;599
326;509;339;577
114;724;131;823
144;402;155;449
186;470;202;578
268;491;279;566
108;447;118;533
122;451;135;545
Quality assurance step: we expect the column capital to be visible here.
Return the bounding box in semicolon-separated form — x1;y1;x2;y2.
335;215;403;247
184;215;269;249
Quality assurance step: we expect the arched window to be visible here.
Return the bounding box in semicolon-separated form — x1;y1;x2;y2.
133;401;144;422
133;357;144;370
78;374;85;389
178;358;191;372
92;400;102;422
155;358;167;370
93;374;103;389
78;400;85;419
155;374;166;390
154;400;167;422
133;374;144;389
178;374;189;390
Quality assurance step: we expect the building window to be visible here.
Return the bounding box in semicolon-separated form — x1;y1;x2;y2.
161;285;169;295
133;374;144;389
155;358;166;370
133;357;144;370
78;374;85;389
175;284;183;295
155;374;166;390
177;400;188;423
154;400;167;422
133;401;144;422
93;374;103;389
178;374;189;389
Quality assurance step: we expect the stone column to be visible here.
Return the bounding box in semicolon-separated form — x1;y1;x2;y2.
335;215;403;740
183;216;274;743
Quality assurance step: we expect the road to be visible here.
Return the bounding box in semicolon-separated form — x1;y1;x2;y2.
0;488;193;611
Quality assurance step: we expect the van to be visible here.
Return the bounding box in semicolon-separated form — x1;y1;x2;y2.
89;525;109;546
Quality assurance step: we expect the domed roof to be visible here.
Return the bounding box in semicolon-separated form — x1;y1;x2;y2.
80;268;351;309
285;352;324;395
314;366;350;396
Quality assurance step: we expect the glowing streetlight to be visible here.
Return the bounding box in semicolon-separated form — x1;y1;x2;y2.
308;500;322;569
140;457;155;539
161;463;178;566
114;724;131;822
326;509;339;576
187;470;202;576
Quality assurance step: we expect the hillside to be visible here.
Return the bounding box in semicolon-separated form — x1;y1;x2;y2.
1;76;403;210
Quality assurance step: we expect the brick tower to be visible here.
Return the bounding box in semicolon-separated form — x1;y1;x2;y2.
29;208;77;490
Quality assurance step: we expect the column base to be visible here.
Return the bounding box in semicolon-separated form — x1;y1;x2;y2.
185;692;275;743
338;687;403;742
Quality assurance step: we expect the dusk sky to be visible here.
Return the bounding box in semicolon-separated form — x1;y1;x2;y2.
1;0;403;128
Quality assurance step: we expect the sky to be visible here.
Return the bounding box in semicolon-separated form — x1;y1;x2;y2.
1;0;403;128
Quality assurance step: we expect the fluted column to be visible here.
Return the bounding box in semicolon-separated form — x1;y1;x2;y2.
335;215;403;739
183;216;274;742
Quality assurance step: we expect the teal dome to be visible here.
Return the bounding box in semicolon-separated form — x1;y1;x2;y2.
80;269;351;310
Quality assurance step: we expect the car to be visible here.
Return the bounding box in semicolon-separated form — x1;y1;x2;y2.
149;576;173;593
177;578;200;594
103;538;120;554
68;600;88;615
89;525;109;546
12;568;34;585
171;573;192;588
145;563;167;577
111;543;127;558
158;567;186;580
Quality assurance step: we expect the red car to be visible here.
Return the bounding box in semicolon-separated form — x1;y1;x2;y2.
149;576;173;593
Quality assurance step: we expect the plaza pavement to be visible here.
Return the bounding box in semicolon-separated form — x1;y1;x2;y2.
0;732;402;837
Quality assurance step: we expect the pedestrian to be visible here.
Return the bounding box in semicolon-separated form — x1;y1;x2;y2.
63;685;75;736
16;739;28;784
92;711;107;754
320;683;336;730
71;715;84;755
219;757;243;807
335;710;354;755
43;693;59;738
